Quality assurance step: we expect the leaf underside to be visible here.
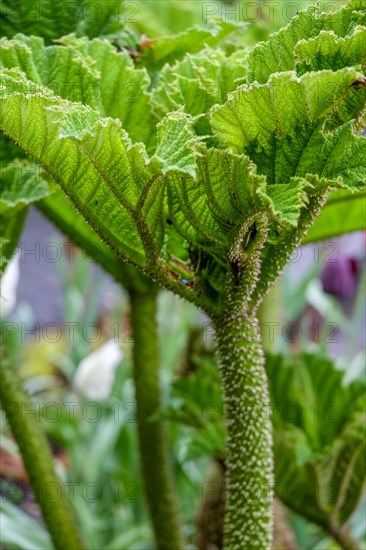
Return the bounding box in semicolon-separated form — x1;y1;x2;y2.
0;1;365;306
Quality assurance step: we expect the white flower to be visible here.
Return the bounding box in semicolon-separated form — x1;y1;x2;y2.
73;340;123;401
0;252;20;318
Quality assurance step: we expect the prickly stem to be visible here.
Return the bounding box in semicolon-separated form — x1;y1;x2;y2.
250;191;331;312
214;299;273;550
129;288;184;550
213;213;273;549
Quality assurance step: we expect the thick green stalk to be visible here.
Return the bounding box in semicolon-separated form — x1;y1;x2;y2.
0;345;84;550
129;288;184;550
214;283;274;550
250;191;331;311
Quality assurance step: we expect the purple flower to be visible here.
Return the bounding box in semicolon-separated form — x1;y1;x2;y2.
322;257;358;299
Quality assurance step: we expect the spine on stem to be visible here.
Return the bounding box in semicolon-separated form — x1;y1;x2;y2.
129;288;184;550
0;345;84;550
214;302;273;549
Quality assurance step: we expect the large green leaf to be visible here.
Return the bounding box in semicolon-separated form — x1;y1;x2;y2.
239;0;366;243
0;0;125;42
266;353;365;450
209;68;366;283
304;189;366;242
138;20;239;72
0;34;157;151
0;32;159;282
295;26;366;75
163;127;309;254
159;63;366;296
211;69;366;178
1;0;366;307
151;48;248;128
157;112;316;303
0;73;164;268
267;353;366;530
247;1;366;84
209;68;365;287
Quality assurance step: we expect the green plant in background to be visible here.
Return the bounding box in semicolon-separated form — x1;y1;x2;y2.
268;354;366;550
0;346;84;549
1;0;366;549
0;256;208;550
157;349;366;549
2;266;365;549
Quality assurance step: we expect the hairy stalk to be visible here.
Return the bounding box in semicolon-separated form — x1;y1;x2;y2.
250;191;331;312
196;282;283;550
0;344;84;550
129;288;184;550
212;215;273;549
214;295;273;549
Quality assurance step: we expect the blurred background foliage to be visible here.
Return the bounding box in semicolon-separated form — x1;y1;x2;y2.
1;232;365;549
125;0;345;44
0;0;365;549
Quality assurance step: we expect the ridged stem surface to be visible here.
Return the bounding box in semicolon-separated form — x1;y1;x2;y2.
129;289;184;550
214;288;273;550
